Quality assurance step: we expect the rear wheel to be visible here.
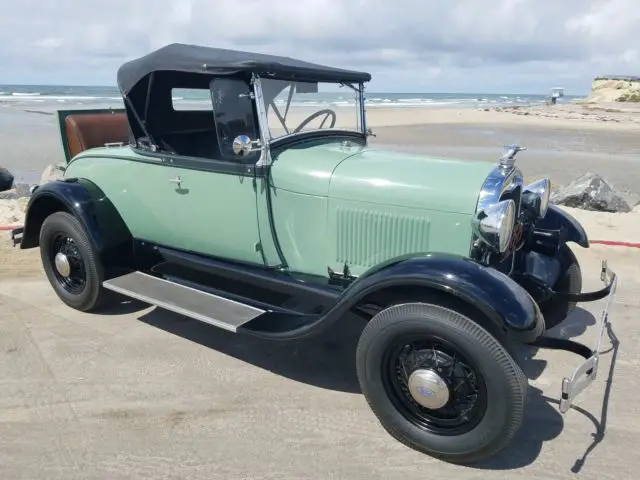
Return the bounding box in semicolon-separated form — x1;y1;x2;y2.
356;302;527;465
40;211;111;312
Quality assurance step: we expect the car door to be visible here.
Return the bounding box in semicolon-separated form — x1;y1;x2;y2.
126;78;266;266
141;161;263;265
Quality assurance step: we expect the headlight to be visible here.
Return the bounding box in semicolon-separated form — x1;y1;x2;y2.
472;199;516;253
522;178;551;218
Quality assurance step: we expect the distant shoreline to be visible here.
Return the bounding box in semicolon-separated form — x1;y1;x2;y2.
1;84;586;111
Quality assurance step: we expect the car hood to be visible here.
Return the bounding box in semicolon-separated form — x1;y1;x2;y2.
331;149;495;214
271;142;495;215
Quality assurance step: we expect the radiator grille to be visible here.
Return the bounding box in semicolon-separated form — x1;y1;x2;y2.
336;207;430;268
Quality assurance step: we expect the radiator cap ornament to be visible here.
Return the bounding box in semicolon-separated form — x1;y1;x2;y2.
499;144;527;169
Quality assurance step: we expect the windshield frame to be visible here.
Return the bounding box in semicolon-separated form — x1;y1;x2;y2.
253;75;367;146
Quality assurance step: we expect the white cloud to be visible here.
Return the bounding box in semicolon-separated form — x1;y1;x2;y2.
32;37;64;49
1;0;638;92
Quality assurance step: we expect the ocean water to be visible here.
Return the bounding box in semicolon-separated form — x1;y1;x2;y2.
0;84;584;110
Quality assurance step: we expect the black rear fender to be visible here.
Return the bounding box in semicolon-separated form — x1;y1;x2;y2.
20;178;133;268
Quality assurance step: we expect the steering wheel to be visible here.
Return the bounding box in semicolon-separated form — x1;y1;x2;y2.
293;109;337;133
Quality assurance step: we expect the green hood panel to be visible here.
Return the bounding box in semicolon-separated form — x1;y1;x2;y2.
272;141;494;215
330;149;494;215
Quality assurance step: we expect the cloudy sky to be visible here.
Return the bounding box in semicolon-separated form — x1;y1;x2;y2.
1;0;637;94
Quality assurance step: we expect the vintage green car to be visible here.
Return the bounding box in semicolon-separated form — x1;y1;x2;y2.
10;44;617;464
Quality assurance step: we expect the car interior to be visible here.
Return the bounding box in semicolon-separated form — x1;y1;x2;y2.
63;72;262;164
155;77;260;162
63;111;131;159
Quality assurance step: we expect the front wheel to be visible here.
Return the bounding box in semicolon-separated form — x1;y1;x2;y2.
39;211;111;312
356;302;527;465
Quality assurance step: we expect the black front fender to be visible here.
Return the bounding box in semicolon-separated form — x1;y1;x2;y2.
535;204;589;248
21;178;132;266
264;252;545;343
339;253;544;341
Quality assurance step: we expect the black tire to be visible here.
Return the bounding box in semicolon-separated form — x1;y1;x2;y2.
39;211;111;312
356;302;527;465
539;245;582;330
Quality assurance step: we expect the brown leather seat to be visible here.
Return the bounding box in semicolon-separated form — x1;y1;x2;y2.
64;112;130;159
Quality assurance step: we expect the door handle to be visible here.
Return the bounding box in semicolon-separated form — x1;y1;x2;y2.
168;176;182;188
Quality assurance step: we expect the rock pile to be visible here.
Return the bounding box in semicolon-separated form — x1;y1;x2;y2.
550;172;631;213
0;164;64;226
488;104;640;124
0;180;31;226
40;164;64;184
0;197;30;225
0;183;32;200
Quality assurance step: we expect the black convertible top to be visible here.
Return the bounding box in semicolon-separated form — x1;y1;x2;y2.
117;43;371;93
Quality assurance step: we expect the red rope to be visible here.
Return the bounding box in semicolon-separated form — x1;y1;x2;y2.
590;240;640;248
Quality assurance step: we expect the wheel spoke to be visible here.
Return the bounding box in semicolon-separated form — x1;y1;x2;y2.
448;352;457;378
383;335;488;436
49;234;87;295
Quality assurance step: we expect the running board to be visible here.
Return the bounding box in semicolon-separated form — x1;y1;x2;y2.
102;271;266;332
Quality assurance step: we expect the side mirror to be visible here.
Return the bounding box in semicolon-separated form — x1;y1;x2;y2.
232;134;261;157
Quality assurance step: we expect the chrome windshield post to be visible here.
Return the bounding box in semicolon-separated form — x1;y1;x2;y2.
251;74;272;167
358;82;367;139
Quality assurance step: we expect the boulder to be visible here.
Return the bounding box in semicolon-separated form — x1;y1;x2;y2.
40;163;64;184
0;167;14;192
550;172;631;213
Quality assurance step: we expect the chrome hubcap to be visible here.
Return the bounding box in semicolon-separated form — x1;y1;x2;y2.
54;252;71;278
407;369;450;409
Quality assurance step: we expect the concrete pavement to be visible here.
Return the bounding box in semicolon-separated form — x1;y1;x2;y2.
0;244;638;480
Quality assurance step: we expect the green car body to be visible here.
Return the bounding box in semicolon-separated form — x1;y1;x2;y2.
12;43;619;465
64;141;494;278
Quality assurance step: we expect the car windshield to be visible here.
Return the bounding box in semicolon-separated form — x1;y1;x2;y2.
259;78;363;141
